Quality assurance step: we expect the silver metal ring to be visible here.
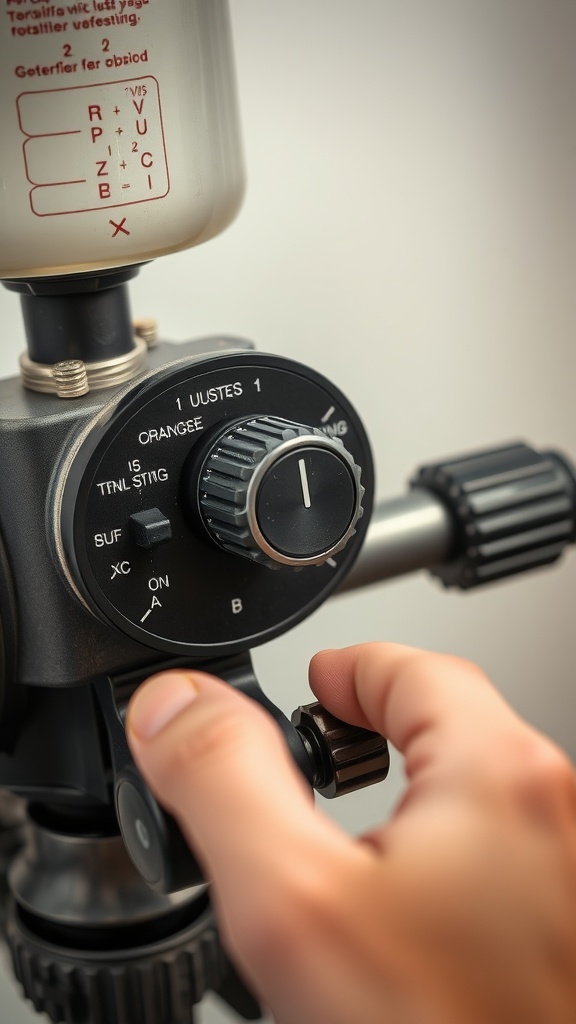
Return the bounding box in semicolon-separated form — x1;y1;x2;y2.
19;337;148;397
244;433;363;566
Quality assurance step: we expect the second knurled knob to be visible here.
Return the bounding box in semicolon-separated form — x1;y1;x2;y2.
292;701;390;798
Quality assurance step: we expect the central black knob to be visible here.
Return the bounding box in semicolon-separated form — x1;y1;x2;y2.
193;416;364;567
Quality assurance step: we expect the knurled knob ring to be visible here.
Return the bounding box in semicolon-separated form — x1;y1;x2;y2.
199;416;364;567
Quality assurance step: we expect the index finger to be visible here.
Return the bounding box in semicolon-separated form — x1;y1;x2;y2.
309;643;526;776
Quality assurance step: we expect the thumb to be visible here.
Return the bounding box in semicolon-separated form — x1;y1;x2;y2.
126;670;353;936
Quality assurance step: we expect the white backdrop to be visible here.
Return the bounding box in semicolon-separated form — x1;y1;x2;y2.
1;2;576;1021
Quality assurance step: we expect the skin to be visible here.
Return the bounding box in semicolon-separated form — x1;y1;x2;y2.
126;644;576;1024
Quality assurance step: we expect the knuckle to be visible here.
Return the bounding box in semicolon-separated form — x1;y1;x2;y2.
436;652;489;681
504;731;576;810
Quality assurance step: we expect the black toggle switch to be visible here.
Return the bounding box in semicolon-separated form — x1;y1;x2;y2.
130;507;172;549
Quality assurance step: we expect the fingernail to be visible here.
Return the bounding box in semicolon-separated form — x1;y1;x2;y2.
128;671;200;740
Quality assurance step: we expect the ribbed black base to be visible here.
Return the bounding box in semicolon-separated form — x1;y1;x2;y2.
7;895;223;1024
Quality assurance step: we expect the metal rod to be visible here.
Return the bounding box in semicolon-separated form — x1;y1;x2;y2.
338;488;453;593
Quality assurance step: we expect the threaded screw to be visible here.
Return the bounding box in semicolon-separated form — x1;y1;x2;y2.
134;317;159;348
52;360;89;398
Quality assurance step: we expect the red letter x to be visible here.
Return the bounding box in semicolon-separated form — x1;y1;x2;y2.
110;218;130;237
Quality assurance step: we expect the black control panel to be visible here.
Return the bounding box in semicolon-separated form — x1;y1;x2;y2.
56;351;374;657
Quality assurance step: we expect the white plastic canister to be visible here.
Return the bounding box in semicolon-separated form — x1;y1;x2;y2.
0;0;245;278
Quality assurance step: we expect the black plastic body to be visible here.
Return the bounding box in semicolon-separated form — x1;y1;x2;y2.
0;336;374;813
0;335;377;1021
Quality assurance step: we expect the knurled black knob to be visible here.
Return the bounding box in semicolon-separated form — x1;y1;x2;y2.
412;443;576;589
195;416;364;568
292;702;390;799
6;898;228;1024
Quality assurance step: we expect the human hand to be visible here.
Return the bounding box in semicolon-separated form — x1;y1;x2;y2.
127;644;576;1024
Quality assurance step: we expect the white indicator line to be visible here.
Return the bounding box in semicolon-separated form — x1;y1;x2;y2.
321;405;336;424
327;558;337;568
298;458;312;508
140;608;152;623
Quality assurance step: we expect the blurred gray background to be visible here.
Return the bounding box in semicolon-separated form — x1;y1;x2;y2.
1;1;576;1020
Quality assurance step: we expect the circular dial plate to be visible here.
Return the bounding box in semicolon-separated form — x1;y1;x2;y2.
58;353;374;656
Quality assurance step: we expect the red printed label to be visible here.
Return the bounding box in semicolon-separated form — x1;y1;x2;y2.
17;77;169;215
